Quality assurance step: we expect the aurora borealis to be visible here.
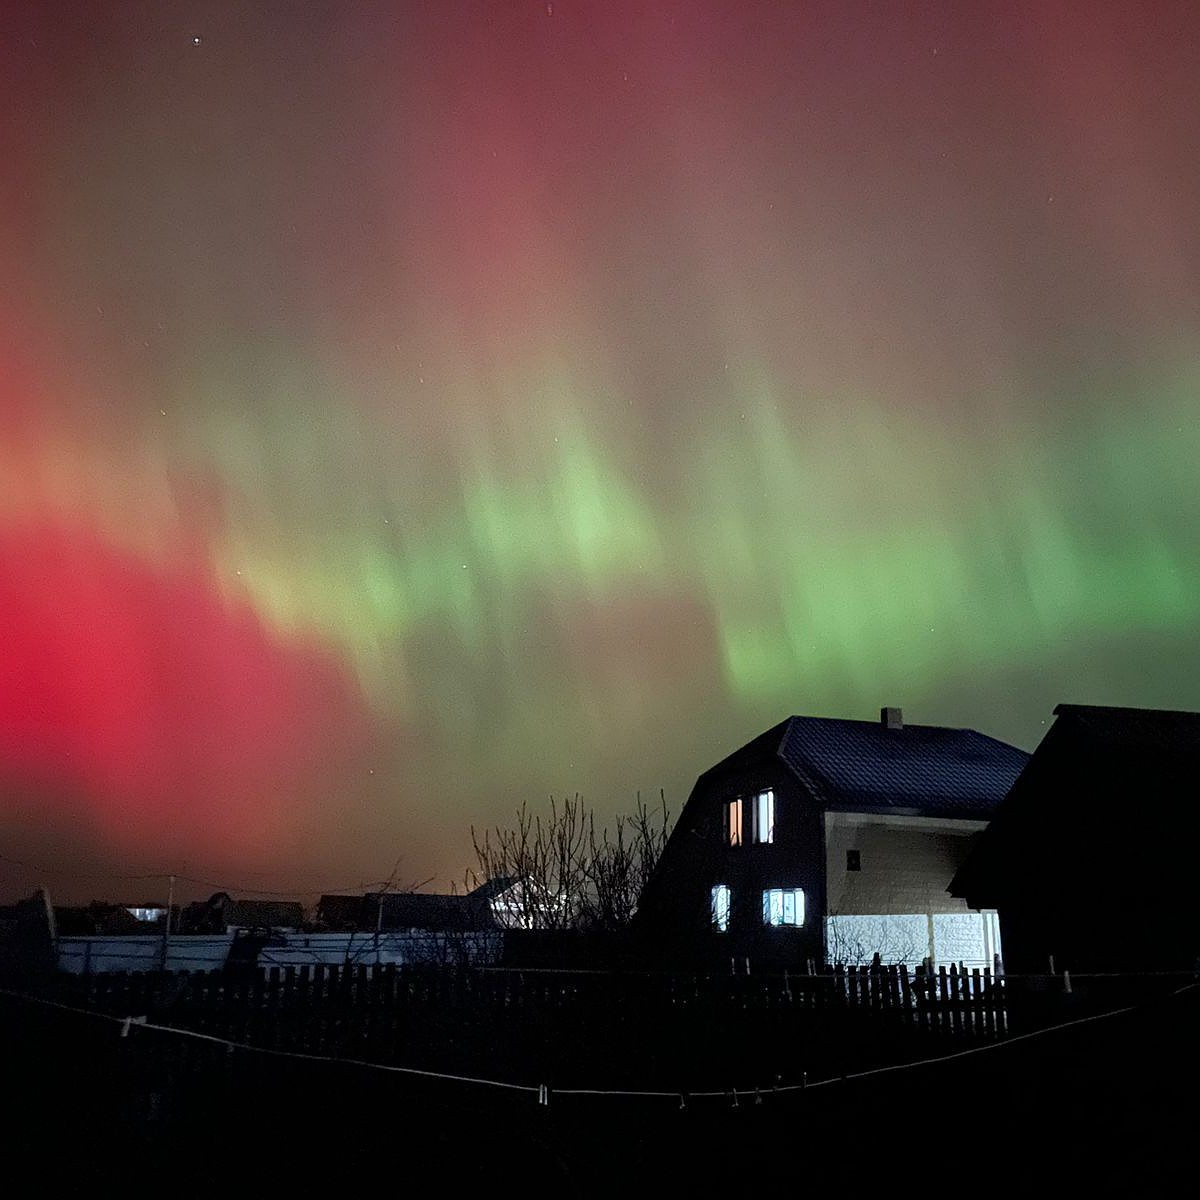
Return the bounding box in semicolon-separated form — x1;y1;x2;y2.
3;1;1199;901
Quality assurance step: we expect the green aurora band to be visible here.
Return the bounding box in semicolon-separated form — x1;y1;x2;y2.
3;2;1199;893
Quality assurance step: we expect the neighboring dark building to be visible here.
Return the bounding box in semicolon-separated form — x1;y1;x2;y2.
316;879;511;933
225;898;304;930
950;704;1200;974
0;890;56;979
180;893;304;933
636;708;1029;970
313;893;369;931
376;891;495;932
54;901;167;936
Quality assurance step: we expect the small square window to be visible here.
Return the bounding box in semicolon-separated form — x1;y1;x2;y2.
846;850;861;872
711;884;731;932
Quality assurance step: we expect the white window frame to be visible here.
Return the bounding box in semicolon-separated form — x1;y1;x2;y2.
711;884;731;932
752;789;775;844
762;887;804;927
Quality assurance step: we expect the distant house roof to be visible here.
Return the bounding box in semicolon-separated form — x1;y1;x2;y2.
225;899;305;929
53;903;149;936
377;892;496;932
709;711;1030;819
316;894;370;930
317;881;509;933
465;876;515;903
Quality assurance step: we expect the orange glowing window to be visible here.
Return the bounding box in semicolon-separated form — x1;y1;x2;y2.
726;799;743;846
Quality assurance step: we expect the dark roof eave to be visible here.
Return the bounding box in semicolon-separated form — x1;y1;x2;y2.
825;802;995;820
1053;702;1200;720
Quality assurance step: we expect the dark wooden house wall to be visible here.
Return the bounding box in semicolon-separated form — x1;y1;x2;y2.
637;756;827;968
963;718;1200;974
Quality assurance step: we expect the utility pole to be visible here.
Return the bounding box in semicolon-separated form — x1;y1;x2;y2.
374;888;383;966
160;874;175;972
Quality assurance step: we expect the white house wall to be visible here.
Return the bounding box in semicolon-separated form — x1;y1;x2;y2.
824;812;988;916
822;812;1002;969
823;911;1002;970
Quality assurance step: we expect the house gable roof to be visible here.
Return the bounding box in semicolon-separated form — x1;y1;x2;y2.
776;715;1029;817
703;713;1029;818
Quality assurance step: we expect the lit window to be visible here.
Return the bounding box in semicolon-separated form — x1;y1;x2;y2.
762;888;804;927
126;907;165;923
711;884;731;931
726;799;743;846
753;789;775;844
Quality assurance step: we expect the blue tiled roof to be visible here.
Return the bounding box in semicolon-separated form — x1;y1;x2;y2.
775;716;1029;817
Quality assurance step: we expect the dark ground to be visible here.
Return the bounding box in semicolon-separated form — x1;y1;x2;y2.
5;980;1197;1195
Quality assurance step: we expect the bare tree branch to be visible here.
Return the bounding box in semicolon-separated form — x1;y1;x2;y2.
469;791;672;931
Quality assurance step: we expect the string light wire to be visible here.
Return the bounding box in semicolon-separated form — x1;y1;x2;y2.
1;979;1194;1105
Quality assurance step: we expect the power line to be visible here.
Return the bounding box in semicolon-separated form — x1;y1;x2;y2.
0;852;394;899
0;985;533;1094
2;979;1194;1105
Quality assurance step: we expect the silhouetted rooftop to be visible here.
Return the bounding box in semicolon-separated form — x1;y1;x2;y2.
317;880;510;932
951;703;1200;908
1050;703;1200;756
225;899;304;929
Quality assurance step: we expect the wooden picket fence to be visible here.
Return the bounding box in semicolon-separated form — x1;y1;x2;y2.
833;961;1007;1038
65;959;1005;1027
47;959;1004;1090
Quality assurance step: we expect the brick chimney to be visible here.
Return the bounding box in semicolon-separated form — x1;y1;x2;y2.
881;706;903;730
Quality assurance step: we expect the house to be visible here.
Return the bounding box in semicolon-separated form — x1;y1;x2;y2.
950;704;1200;974
181;893;304;934
316;880;509;933
0;890;56;979
292;881;514;968
636;707;1029;970
55;901;168;936
54;893;299;974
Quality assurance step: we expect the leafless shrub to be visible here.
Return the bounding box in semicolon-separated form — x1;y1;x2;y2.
469;791;672;931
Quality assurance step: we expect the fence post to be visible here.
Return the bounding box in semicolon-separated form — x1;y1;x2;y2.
950;964;962;1034
981;967;994;1037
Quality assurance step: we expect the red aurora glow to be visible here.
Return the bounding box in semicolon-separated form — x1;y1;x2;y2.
0;522;376;866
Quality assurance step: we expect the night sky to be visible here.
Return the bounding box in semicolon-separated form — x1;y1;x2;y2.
3;1;1199;902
